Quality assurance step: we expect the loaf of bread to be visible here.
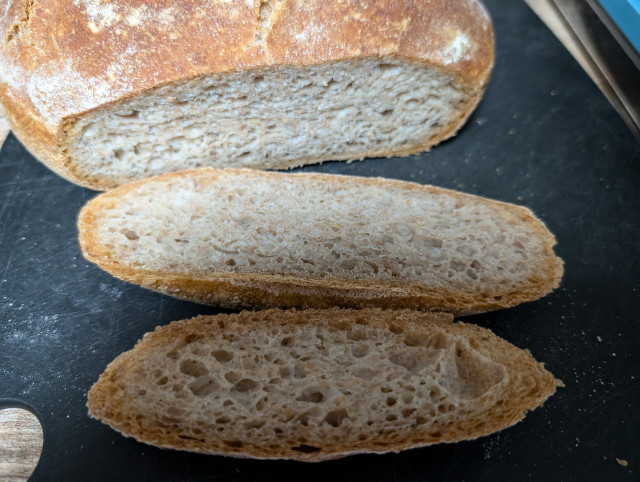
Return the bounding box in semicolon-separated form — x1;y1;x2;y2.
78;168;563;314
0;0;494;190
87;309;559;462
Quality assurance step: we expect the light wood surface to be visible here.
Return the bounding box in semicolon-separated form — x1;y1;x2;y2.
0;114;9;147
0;408;43;482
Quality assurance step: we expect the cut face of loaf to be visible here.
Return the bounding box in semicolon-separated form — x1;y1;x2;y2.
0;0;494;190
67;59;475;188
78;168;564;314
87;309;559;462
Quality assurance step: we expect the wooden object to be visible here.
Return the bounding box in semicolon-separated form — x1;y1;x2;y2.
0;408;43;482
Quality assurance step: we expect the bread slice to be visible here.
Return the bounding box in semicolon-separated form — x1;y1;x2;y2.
0;0;493;190
78;168;563;315
87;309;559;462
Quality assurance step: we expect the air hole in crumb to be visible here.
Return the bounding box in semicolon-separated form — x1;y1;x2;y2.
292;444;321;453
121;229;139;240
386;414;397;421
353;367;376;380
324;409;349;427
294;362;307;378
166;348;179;360
179;359;209;377
178;434;204;442
234;378;259;392
226;258;236;266
381;109;393;116
188;376;219;396
296;389;324;403
156;376;168;385
350;343;369;358
389;324;403;334
114;149;125;160
378;63;396;71
225;371;241;383
253;75;265;83
297;414;310;426
245;420;266;430
211;349;233;363
450;260;466;272
380;387;392;393
415;417;428;425
386;397;397;406
327;79;337;87
402;408;416;417
223;440;244;448
404;333;430;347
184;334;203;344
280;336;293;346
116;110;140;119
347;327;366;341
215;416;230;424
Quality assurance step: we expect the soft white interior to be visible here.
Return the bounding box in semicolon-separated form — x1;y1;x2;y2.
94;171;546;293
69;59;467;185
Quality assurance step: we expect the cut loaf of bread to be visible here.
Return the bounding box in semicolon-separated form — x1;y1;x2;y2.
87;309;559;462
78;168;563;315
0;0;493;190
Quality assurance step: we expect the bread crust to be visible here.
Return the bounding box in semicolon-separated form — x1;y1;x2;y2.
0;0;494;190
87;309;559;462
77;168;564;315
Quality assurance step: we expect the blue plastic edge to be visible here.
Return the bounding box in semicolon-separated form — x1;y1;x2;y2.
597;0;640;53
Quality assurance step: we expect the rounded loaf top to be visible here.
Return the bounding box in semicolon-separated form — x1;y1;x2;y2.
0;0;493;139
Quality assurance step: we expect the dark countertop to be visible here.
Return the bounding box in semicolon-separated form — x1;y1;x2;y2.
1;1;638;480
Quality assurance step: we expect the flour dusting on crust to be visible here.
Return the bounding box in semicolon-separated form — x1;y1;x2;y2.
442;32;473;65
27;60;128;126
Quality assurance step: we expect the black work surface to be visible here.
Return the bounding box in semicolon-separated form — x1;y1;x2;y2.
1;1;638;481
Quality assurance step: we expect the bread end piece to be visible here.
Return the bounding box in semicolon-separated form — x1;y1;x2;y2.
88;309;559;462
0;0;493;189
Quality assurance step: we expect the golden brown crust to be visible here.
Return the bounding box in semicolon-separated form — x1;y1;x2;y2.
0;0;494;189
77;168;564;315
87;309;559;461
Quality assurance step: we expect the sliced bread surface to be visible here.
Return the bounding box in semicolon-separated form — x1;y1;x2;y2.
78;168;563;314
0;0;493;190
87;309;559;462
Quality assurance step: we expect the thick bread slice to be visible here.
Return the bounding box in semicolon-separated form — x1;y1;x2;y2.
87;309;559;462
0;0;493;190
78;168;564;315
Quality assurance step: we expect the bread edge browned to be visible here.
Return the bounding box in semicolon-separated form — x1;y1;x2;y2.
0;0;494;190
87;308;559;462
77;168;563;314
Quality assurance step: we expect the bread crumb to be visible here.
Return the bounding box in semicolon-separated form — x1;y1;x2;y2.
616;458;628;467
